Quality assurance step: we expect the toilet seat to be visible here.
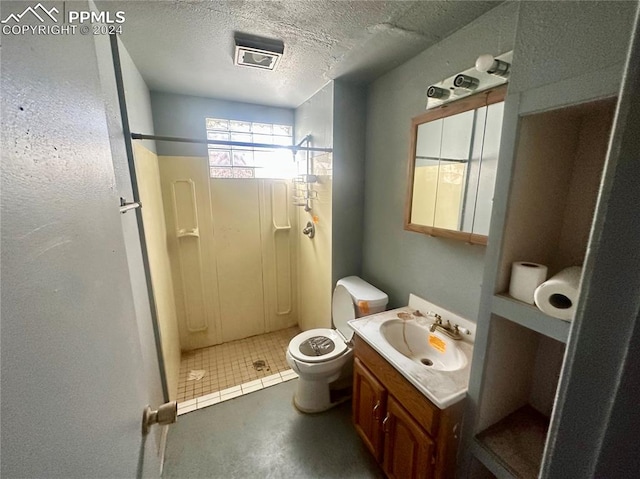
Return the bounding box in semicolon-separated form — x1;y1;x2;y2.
288;284;357;364
285;277;388;413
288;328;348;363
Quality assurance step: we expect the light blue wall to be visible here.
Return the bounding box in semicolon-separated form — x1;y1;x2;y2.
294;82;334;150
362;2;518;318
118;40;157;153
332;80;367;285
0;1;160;476
150;92;294;157
509;1;636;95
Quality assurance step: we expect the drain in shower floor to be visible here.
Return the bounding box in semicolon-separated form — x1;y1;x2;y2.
252;360;270;372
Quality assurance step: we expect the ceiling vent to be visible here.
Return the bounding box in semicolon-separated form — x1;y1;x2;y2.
234;33;284;71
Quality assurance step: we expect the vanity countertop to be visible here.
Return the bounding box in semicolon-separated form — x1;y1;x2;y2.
348;299;474;410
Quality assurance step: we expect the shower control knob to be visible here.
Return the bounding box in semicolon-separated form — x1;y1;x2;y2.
302;221;315;238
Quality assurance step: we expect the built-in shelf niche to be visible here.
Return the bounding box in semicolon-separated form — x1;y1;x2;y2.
474;96;618;478
468;455;498;479
492;294;570;343
496;97;617;295
475;316;566;479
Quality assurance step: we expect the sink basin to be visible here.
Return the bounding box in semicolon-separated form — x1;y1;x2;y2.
379;319;467;372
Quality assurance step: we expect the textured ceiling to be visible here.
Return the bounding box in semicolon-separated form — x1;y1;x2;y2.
100;1;501;108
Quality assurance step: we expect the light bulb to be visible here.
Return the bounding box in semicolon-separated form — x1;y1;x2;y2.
476;54;497;73
475;53;510;77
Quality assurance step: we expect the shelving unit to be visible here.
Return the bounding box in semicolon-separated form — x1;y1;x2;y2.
467;95;618;477
491;294;570;343
475;406;549;478
495;98;617;293
470;439;512;479
475;316;565;470
292;136;318;211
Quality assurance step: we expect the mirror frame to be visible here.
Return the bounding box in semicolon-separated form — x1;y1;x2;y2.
404;84;507;245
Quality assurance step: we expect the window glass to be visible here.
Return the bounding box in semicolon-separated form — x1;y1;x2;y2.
205;118;295;178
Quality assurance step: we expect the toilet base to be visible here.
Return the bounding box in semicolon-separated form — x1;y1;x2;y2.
292;380;350;414
293;377;333;413
293;394;351;414
286;345;354;414
292;374;353;414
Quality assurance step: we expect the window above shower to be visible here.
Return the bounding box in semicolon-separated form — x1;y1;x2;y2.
205;118;296;179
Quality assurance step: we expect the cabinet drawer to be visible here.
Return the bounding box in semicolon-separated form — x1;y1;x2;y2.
354;335;439;436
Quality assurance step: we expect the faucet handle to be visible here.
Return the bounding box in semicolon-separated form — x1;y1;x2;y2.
453;324;471;336
427;311;443;323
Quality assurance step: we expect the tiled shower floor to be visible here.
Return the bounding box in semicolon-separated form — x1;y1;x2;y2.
177;326;300;407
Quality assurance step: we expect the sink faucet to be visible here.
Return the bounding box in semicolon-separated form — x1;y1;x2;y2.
427;312;443;332
427;312;469;340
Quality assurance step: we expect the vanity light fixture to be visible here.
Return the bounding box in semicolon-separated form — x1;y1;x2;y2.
453;74;480;90
475;53;510;77
426;85;450;100
424;51;512;110
234;33;284;71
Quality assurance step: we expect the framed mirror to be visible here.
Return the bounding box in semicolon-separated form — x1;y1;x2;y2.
404;85;506;245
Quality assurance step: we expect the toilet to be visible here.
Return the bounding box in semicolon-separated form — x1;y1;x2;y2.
286;276;388;413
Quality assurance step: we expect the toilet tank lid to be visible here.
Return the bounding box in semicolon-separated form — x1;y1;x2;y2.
336;276;388;308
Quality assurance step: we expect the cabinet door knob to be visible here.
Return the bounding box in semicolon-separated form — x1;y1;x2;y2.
373;401;381;420
382;413;390;433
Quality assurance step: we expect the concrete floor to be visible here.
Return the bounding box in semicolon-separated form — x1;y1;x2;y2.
163;380;384;478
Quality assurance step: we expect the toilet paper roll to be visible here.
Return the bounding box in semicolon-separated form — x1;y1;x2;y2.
534;266;583;321
509;262;548;305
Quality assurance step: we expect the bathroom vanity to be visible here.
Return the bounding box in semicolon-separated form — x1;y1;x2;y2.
353;336;464;479
348;298;475;479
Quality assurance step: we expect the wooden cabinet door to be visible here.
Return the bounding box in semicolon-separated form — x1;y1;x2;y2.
383;395;436;479
353;357;387;461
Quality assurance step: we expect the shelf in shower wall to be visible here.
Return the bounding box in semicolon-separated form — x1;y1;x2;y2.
491;294;570;343
177;228;200;238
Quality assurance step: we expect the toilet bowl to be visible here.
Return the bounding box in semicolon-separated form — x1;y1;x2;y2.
286;276;388;413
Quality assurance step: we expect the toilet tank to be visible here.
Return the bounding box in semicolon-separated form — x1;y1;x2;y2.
336;276;388;317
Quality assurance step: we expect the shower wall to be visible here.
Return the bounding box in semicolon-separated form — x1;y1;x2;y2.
150;92;299;351
158;155;298;351
150;88;356;339
132;143;182;400
292;80;369;331
294;82;334;331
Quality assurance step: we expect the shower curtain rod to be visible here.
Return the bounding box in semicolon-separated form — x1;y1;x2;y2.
130;133;333;153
